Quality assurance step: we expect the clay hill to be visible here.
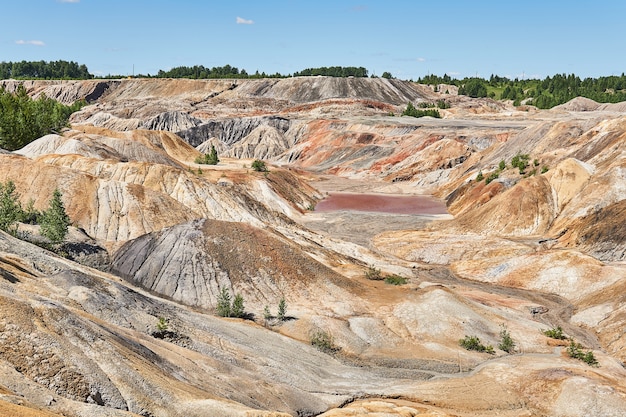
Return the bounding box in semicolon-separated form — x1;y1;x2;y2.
0;77;625;417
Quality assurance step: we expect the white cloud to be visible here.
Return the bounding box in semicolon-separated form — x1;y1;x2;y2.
236;16;254;25
417;57;426;62
58;0;80;3
15;40;45;46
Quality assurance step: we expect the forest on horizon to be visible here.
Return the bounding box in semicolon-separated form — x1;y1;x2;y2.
2;60;626;109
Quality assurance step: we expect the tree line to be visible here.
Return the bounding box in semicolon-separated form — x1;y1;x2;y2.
0;60;92;80
419;72;626;108
4;60;626;109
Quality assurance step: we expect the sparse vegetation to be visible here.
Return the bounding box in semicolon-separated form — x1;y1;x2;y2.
485;171;499;184
251;159;268;172
498;324;516;353
567;339;599;367
459;335;495;354
310;330;339;354
511;153;530;175
498;160;507;170
402;102;441;118
384;274;408;285
365;265;383;280
195;145;219;165
156;317;169;333
216;288;246;318
542;326;567;340
541;165;549;174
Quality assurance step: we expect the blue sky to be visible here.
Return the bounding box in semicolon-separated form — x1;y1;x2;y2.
2;0;625;80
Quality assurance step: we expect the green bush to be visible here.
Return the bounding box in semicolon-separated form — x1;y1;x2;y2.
485;171;499;184
310;330;339;354
476;171;484;181
402;102;441;118
195;145;219;165
384;274;407;285
542;326;566;340
251;159;268;172
566;339;599;367
498;160;506;171
459;335;495;354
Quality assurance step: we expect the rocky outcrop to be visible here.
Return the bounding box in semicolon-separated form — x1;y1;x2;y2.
178;115;291;147
142;111;203;132
111;218;350;309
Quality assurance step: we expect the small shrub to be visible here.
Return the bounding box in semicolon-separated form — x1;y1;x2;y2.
459;335;495;354
251;159;268;172
402;102;441;118
541;165;549;174
476;171;484;181
384;274;407;285
498;324;516;353
498;160;506;171
194;145;219;165
436;99;450;109
542;326;566;340
156;317;169;333
263;305;272;322
310;330;339;354
365;265;383;280
566;339;599;367
533;159;540;167
485;171;499;184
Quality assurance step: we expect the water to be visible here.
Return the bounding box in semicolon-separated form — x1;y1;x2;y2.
314;192;448;215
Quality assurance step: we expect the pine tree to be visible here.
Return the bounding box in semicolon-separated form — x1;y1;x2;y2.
231;294;245;318
0;180;22;234
277;297;287;321
207;145;219;165
216;287;232;317
39;188;70;243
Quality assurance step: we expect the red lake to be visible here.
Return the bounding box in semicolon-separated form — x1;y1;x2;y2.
314;193;448;215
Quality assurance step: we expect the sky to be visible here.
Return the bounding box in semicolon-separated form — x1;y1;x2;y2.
2;0;625;80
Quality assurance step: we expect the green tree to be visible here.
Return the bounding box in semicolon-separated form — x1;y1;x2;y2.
195;145;219;165
216;287;232;317
231;293;245;318
458;78;488;98
498;324;516;353
0;85;85;151
381;71;393;79
277;297;287;321
0;180;22;234
39;188;70;243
